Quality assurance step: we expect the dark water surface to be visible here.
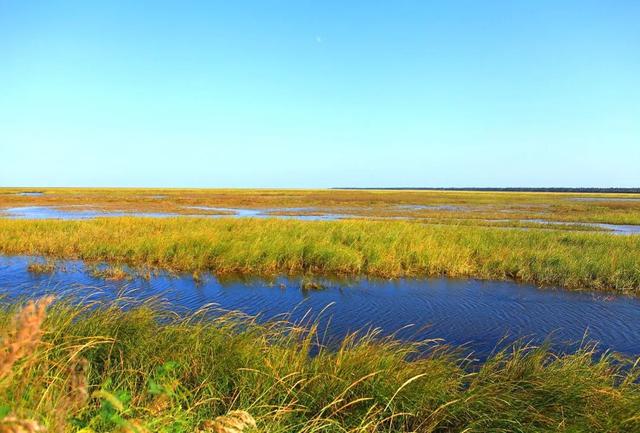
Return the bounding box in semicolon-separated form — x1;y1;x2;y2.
1;255;639;359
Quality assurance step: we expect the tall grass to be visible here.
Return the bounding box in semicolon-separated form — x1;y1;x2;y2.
1;297;639;432
0;218;639;293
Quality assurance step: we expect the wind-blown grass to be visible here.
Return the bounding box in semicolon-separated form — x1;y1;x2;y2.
1;297;639;432
0;217;639;293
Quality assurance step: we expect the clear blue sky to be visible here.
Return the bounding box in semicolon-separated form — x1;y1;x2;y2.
1;1;638;188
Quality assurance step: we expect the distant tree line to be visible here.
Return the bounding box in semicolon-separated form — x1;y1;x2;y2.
333;187;640;193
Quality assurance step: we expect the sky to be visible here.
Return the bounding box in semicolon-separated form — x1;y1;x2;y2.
1;1;639;188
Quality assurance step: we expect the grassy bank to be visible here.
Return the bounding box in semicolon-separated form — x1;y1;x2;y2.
0;218;639;293
1;297;639;433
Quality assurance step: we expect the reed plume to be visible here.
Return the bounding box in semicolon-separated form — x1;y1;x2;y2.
0;296;54;378
0;298;52;433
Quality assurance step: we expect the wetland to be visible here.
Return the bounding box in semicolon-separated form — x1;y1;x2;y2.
2;188;640;432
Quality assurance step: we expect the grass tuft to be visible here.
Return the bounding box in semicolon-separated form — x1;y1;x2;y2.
26;262;56;275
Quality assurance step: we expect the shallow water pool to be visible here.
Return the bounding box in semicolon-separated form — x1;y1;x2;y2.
0;205;346;221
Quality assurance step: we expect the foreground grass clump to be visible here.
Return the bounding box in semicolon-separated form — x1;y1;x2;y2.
0;298;639;432
0;218;639;293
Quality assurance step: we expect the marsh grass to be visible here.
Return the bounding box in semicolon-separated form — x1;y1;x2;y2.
1;188;640;225
0;218;639;293
300;278;326;291
89;266;132;282
27;262;56;275
0;297;638;432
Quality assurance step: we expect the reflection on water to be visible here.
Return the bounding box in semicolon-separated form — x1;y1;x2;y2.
17;192;45;197
522;219;640;234
1;206;345;221
183;206;346;220
395;204;466;211
592;223;640;234
1;255;638;359
2;206;178;220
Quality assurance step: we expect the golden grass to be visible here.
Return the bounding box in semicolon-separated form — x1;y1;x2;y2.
0;217;638;293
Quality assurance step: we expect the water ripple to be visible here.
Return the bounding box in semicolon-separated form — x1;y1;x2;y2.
0;255;639;359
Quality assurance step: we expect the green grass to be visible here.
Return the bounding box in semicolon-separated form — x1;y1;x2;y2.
1;298;639;433
0;217;639;293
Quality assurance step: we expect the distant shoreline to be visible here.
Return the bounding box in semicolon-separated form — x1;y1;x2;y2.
333;187;640;193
